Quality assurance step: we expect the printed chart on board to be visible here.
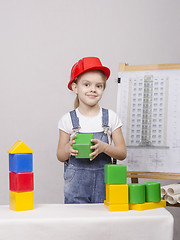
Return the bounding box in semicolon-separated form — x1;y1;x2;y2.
117;69;180;173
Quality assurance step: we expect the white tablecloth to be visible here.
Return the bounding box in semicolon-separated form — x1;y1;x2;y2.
0;204;174;240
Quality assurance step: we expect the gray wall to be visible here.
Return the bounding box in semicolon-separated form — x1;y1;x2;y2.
0;0;180;239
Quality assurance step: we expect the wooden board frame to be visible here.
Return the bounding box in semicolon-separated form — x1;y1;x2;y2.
119;63;180;207
119;63;180;72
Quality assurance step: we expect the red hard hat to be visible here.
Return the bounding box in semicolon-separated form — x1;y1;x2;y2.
68;57;110;90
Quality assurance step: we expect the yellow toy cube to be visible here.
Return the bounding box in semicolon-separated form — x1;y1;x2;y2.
104;200;129;211
106;184;129;204
9;191;33;211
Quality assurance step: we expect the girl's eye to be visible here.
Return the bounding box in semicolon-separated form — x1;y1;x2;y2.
84;83;89;87
97;85;103;88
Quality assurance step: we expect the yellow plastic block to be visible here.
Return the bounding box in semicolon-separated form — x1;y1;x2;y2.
104;200;129;211
106;184;129;204
129;200;166;211
9;191;33;211
8;140;33;154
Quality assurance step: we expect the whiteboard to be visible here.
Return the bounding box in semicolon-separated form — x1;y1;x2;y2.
117;68;180;173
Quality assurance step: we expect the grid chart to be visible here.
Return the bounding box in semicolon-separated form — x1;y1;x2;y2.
117;69;180;173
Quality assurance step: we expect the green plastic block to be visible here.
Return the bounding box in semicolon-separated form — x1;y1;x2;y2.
145;182;161;202
104;164;127;184
128;183;145;204
73;133;94;159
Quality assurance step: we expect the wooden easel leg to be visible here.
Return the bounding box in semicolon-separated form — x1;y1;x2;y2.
131;178;138;183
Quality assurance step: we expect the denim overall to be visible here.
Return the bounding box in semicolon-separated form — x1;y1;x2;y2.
64;108;112;204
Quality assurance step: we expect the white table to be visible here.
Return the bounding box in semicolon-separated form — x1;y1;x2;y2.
0;204;174;240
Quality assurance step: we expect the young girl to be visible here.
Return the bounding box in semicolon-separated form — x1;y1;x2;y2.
57;57;126;204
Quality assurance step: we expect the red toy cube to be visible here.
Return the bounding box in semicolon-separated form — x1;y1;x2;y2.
9;172;34;192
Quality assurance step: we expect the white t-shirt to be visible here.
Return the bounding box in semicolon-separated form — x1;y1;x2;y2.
58;107;122;144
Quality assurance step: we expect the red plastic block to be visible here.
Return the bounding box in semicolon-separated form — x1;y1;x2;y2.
9;172;34;192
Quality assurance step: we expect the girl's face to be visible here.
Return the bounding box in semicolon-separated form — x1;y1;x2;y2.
72;71;106;108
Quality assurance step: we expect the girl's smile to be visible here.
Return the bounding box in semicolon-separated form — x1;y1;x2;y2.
86;94;97;98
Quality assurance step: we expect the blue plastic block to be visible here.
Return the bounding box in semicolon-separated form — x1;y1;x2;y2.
9;154;33;173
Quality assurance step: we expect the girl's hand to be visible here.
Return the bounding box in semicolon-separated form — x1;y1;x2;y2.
64;135;78;157
89;139;107;161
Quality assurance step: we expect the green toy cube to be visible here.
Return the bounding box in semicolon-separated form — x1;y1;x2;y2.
104;164;127;184
73;133;94;159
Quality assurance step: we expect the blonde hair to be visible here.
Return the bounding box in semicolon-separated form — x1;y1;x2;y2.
74;95;80;109
73;70;107;109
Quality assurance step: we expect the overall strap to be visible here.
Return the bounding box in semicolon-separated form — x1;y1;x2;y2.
102;108;109;134
102;108;109;127
102;108;116;164
69;110;80;133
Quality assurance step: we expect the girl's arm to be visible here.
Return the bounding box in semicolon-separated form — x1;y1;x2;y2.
90;127;126;161
57;130;78;162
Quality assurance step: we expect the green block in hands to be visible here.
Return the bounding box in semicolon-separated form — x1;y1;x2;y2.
104;164;127;184
73;133;94;159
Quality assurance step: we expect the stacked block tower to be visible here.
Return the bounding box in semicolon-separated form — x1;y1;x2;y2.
104;164;129;211
104;164;166;211
8;140;34;211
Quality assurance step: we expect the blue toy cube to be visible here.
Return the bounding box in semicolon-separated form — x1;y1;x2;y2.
9;153;33;173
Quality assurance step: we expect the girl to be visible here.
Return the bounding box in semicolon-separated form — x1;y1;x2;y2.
57;57;126;204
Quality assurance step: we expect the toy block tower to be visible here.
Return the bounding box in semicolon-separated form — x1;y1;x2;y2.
104;165;166;211
104;164;129;211
73;133;94;159
8;140;34;211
